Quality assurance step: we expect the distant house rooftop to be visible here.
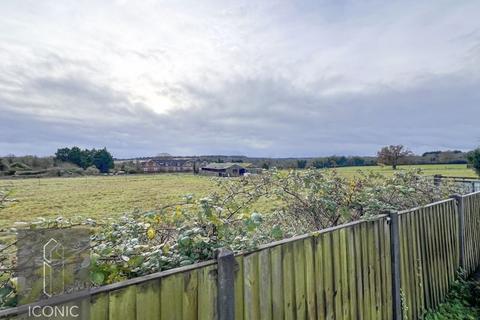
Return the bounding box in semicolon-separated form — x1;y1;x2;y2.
200;162;247;177
202;162;244;170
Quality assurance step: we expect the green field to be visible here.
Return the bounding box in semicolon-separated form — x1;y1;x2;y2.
0;174;217;226
334;163;477;179
0;164;476;227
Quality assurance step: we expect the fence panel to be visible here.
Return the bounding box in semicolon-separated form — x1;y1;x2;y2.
398;199;458;319
463;192;480;274
233;216;391;320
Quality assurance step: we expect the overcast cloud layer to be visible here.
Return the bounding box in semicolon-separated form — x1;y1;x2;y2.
1;0;480;158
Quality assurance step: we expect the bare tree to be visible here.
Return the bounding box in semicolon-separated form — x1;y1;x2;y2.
377;145;412;170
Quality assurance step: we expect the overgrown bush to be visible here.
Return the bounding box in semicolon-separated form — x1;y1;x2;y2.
219;168;461;234
85;166;100;175
425;276;480;319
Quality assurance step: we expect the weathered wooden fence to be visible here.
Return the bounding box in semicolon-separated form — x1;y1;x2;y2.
397;199;459;320
1;192;480;320
463;192;480;274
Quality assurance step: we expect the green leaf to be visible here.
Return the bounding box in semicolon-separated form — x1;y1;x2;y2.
271;225;284;240
127;256;144;268
91;271;105;285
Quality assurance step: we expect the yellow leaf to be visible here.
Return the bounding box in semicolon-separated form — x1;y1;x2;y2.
162;244;170;254
147;227;156;240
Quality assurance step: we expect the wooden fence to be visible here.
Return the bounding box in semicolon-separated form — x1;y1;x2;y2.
1;192;480;320
397;199;459;320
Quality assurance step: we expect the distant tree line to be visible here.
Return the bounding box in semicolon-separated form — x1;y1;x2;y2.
0;147;115;177
55;147;114;173
0;146;475;178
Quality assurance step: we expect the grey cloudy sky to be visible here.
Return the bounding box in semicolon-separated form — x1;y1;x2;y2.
1;0;480;158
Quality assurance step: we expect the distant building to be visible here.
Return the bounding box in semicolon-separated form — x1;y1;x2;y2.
200;162;248;177
141;158;197;173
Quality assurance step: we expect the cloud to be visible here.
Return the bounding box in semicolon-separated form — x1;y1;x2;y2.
1;0;480;157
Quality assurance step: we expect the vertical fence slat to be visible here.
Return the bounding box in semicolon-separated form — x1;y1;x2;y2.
109;286;136;320
399;214;411;319
472;194;480;271
271;247;284;320
323;232;335;320
468;195;474;272
304;238;317;320
314;234;326;320
442;203;453;286
244;252;260;320
440;203;450;298
360;222;372;320
161;274;183;320
347;226;358;320
136;279;160;320
198;265;217;320
405;213;416;319
384;217;392;320
354;224;364;320
372;221;382;320
332;230;343;320
389;211;402;320
259;249;273;320
428;206;439;307
475;193;478;269
282;242;296;320
234;256;245;320
438;204;448;300
434;204;445;302
90;292;109;320
368;223;377;320
455;194;466;271
293;240;307;320
413;209;424;317
183;271;198;320
420;209;433;309
339;228;350;320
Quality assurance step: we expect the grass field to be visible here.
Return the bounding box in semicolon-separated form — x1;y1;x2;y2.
335;163;477;179
0;174;217;226
0;164;477;227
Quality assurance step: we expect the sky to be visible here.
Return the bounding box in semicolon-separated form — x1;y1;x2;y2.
1;0;480;158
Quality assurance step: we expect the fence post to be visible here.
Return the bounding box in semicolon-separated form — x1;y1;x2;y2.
389;210;402;320
452;194;465;270
217;248;235;320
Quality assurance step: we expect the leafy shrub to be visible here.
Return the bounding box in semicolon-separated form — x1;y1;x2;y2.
85;166;100;175
227;168;461;233
425;277;480;319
